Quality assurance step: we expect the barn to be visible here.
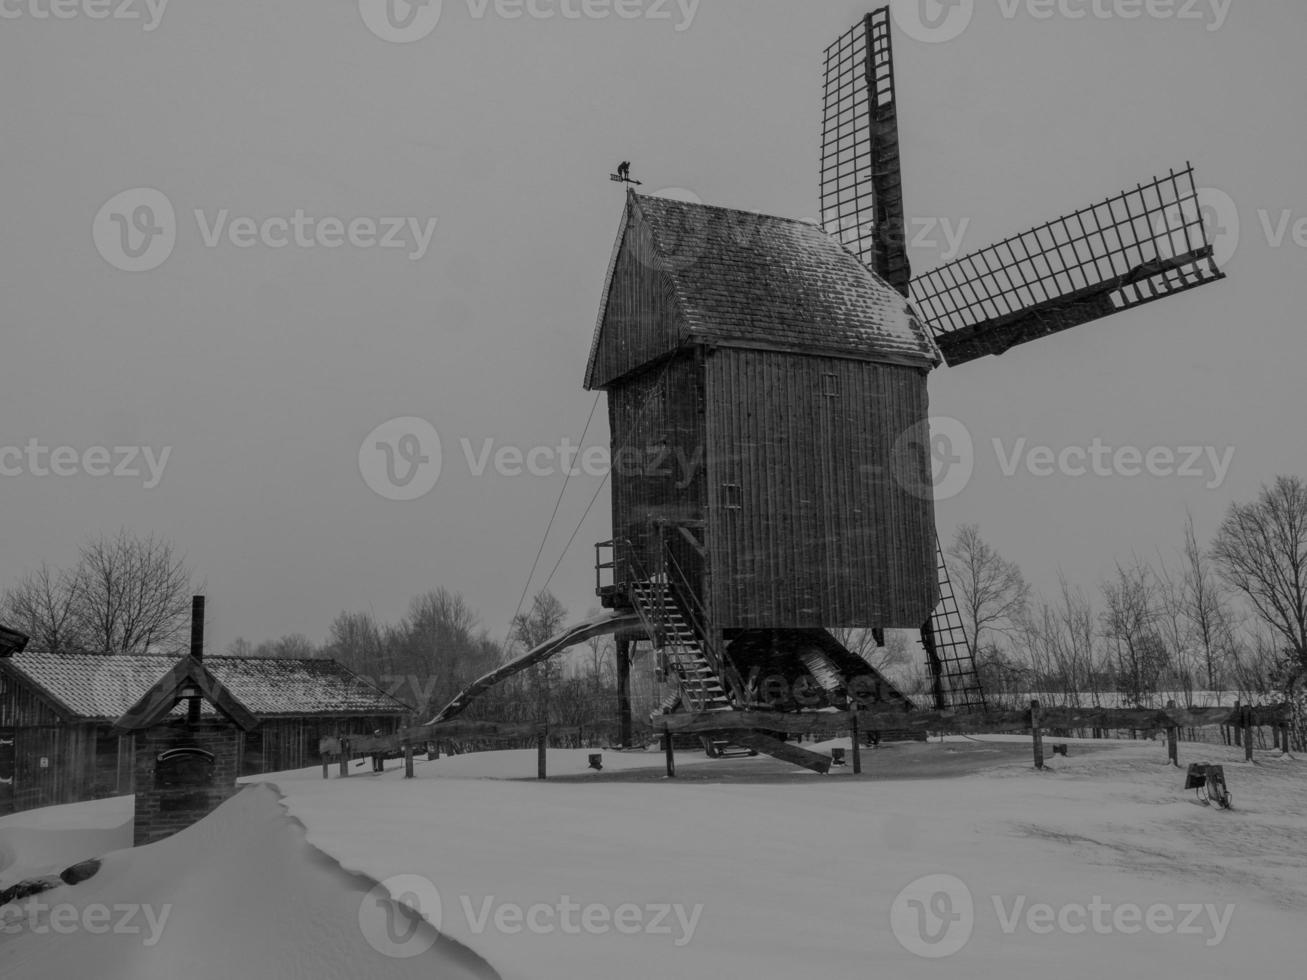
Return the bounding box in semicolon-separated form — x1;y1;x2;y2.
0;648;410;815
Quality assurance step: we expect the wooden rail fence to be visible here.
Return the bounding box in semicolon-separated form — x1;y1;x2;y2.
319;701;1295;779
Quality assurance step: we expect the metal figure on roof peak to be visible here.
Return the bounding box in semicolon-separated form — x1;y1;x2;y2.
610;161;642;186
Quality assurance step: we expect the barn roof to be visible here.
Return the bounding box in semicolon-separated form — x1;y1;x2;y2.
585;192;940;388
0;652;411;723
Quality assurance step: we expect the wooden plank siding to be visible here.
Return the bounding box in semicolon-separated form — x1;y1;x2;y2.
608;353;708;589
585;202;687;390
705;348;937;629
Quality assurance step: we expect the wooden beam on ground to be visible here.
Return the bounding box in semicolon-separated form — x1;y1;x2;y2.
731;732;832;775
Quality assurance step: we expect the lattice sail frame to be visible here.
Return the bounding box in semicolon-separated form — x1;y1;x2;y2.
821;8;911;294
911;165;1225;366
923;539;986;711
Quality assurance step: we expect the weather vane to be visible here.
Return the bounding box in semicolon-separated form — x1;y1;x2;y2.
610;161;642;186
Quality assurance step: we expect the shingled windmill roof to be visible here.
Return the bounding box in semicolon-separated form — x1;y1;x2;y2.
585;192;940;388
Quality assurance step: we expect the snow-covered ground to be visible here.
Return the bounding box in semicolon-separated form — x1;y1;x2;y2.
0;738;1302;979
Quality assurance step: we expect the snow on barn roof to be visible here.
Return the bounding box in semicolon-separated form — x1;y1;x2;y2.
0;651;411;723
585;191;940;388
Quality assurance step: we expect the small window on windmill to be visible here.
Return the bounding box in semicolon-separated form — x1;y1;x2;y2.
720;484;743;511
821;373;840;397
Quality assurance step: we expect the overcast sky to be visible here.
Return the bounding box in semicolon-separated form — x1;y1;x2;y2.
2;0;1303;651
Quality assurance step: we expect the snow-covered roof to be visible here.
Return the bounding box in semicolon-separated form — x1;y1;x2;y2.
0;651;411;722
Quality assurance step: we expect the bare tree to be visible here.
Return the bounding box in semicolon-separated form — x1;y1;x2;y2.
1180;514;1234;693
947;524;1030;657
1;563;86;653
1101;559;1166;706
1212;476;1307;674
512;591;569;724
75;531;193;654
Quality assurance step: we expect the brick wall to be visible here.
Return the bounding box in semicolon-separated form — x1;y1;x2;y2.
133;719;242;846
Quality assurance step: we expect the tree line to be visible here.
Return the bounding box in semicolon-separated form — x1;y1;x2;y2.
5;475;1304;730
949;474;1307;710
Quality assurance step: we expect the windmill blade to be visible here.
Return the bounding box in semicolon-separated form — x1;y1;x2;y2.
821;7;911;296
911;165;1226;367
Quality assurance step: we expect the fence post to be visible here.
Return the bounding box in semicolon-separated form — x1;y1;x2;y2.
1031;700;1045;770
664;726;676;778
1243;706;1254;763
1166;701;1179;767
850;712;863;775
403;741;414;779
537;729;548;780
339;738;350;778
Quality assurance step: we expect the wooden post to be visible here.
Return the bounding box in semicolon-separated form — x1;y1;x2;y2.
850;712;862;775
1166;701;1179;767
664;726;676;778
537;730;548;780
403;741;414;779
322;756;330;779
1243;706;1254;762
1232;701;1242;747
1031;700;1045;770
616;637;632;749
339;738;349;778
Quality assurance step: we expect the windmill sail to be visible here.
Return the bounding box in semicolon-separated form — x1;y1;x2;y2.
821;8;911;296
911;165;1226;366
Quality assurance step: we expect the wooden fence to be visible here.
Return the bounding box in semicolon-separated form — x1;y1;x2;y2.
318;700;1295;780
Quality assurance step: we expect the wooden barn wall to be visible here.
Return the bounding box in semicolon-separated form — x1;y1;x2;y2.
705;348;937;630
589;207;685;390
608;354;708;592
0;670;135;813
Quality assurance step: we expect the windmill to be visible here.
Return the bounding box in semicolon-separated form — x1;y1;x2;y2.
818;7;1224;711
430;7;1224;771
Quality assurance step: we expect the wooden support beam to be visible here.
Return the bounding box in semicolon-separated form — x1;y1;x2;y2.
731;732;832;775
1031;700;1045;771
537;732;547;781
403;742;414;779
1243;706;1254;763
664;727;675;778
616;637;632;749
1166;702;1179;768
850;712;862;775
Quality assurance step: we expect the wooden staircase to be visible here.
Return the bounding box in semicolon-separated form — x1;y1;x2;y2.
629;578;733;714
